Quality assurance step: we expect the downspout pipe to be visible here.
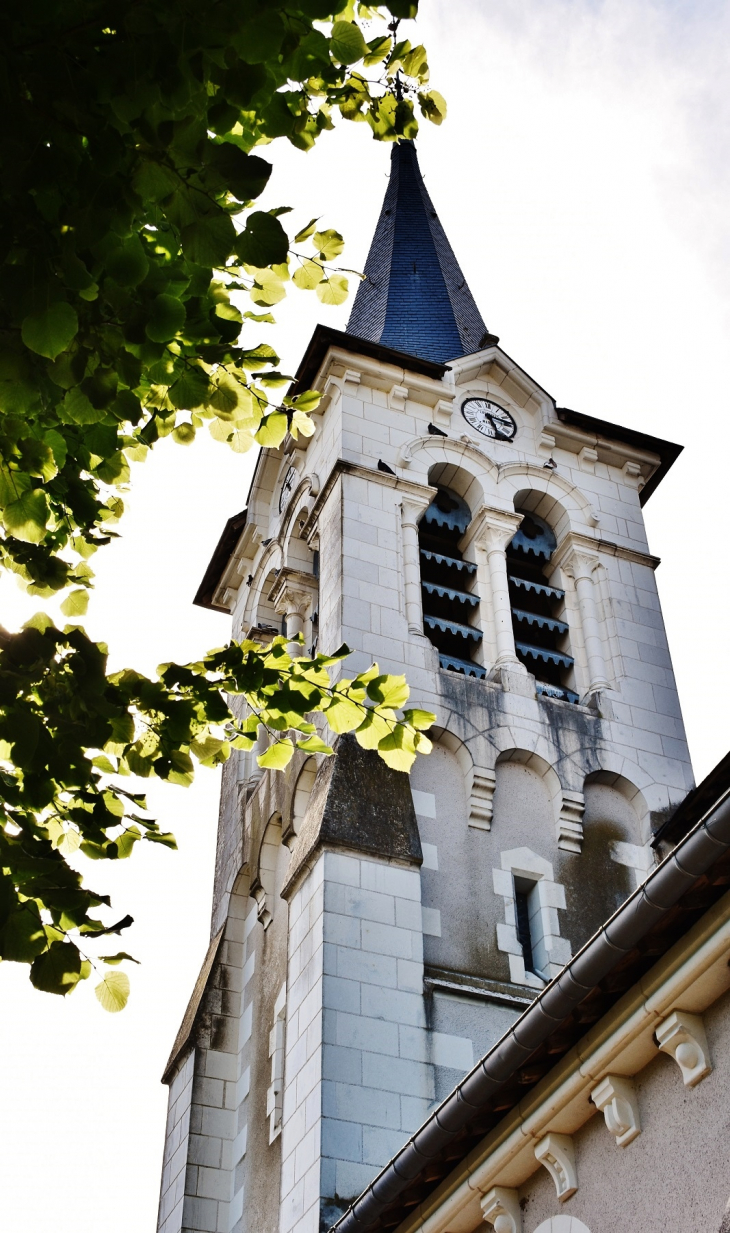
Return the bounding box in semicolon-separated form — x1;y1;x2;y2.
330;790;730;1232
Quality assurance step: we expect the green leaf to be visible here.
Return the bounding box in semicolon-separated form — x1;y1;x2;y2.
181;211;236;268
172;422;196;445
106;237;149;287
419;89;447;125
146;294;186;344
386;0;419;16
293;259;324;290
3;488;49;543
296;734;332;754
30;941;84;996
366;673;409;708
43;429;67;471
100;952;140;965
21;303;78;360
377;737;417;772
0;906;47;962
60;588;89;617
257;738;295;769
286;389;321;413
317;274;349;305
325;693;365;733
95;969;130;1012
313;228;345;260
58;829;82;856
61;386;106;425
207;144;272;200
294;217;319;243
0;465;31;508
364;35;392;66
235;212;289;267
401;708;436;730
289;409;316;439
255;413;288;447
330;20;368;64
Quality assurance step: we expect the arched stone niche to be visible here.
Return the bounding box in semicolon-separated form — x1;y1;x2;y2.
251;813;287;930
409;734;488;974
252;567;281;633
493;749;561;847
426;460;488;516
283;757;317;848
583;770;652;890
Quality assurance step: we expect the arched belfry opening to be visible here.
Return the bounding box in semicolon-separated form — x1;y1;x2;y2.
506;511;577;702
418;487;484;677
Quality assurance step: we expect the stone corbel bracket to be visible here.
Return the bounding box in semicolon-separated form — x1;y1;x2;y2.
655;1010;712;1087
557;790;585;854
469;768;496;831
591;1074;641;1147
534;1132;577;1201
389;383;409;411
480;1186;521;1232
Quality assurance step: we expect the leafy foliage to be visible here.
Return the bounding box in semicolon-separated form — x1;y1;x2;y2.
0;0;442;1003
0;620;434;996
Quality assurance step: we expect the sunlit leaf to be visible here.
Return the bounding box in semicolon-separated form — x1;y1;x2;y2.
95;969;130;1012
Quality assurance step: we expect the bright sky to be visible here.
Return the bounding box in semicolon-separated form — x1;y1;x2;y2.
2;3;729;1229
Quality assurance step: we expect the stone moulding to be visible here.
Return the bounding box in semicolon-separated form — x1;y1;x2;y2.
655;1009;712;1087
469;768;496;830
590;1074;641;1147
534;1132;578;1202
480;1186;521;1232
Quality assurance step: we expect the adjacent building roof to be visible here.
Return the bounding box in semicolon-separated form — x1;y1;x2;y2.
193;508;247;612
346;141;492;363
329;751;730;1233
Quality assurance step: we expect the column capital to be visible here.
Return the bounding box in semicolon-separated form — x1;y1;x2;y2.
462;506;523;554
552;533;601;579
400;493;433;529
270;571;315;618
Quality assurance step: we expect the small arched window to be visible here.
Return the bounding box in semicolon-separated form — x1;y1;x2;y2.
419;487;484;677
506;512;578;703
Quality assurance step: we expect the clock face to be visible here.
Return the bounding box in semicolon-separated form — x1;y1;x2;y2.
461;397;517;441
278;465;297;514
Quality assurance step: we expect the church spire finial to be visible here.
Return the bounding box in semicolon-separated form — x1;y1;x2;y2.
346;141;493;363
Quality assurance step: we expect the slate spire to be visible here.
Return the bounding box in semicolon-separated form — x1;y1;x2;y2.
346;141;492;363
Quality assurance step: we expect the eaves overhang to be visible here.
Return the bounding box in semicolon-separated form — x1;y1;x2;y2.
555;407;683;506
193;508;248;612
290;325;450;399
329;750;730;1233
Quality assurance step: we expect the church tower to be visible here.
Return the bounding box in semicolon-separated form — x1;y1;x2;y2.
156;142;692;1233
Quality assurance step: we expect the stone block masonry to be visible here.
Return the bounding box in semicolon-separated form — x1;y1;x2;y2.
280;850;436;1233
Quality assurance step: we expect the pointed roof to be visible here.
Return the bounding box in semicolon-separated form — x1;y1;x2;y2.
346;141;493;364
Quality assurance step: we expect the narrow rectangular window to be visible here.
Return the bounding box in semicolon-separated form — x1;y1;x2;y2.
514;876;536;975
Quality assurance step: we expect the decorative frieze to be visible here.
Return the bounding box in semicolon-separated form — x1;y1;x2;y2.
655;1010;712;1087
591;1074;641;1147
534;1132;577;1201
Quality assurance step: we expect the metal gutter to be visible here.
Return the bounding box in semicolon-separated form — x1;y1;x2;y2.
330;783;730;1233
409;890;730;1233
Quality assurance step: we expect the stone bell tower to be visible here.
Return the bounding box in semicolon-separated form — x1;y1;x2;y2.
155;141;693;1233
